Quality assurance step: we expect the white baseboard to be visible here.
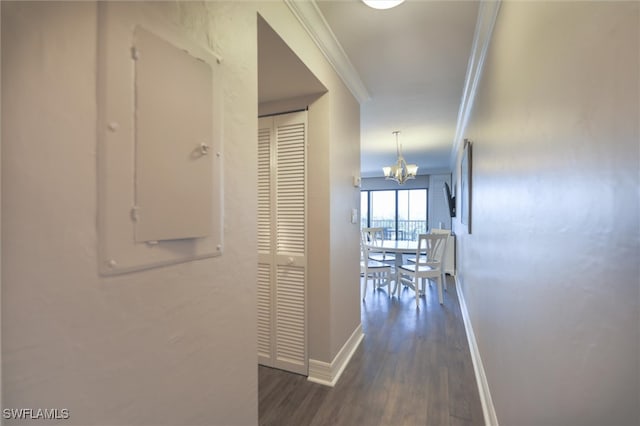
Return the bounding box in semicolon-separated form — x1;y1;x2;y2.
307;323;364;387
455;276;499;426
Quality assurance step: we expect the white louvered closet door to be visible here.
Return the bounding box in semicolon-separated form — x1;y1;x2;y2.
257;111;307;375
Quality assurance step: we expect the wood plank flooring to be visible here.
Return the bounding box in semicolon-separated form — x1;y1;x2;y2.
259;276;484;426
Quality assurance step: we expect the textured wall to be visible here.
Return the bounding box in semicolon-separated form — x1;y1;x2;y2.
2;2;258;424
2;2;363;424
453;2;639;425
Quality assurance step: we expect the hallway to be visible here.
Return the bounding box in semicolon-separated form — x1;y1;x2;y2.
259;277;484;426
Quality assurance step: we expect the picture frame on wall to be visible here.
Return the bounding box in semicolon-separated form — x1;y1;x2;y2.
460;139;472;234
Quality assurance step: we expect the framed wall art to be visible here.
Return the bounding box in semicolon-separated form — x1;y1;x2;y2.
460;139;472;234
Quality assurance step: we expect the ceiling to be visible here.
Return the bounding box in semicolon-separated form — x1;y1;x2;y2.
258;0;479;178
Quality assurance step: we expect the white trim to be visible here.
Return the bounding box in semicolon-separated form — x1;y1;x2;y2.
456;276;499;426
307;359;333;386
450;0;501;170
284;0;371;104
307;324;364;387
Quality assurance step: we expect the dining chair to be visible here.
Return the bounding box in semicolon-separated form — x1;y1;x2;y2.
407;228;450;292
360;233;393;299
361;227;396;264
397;233;448;307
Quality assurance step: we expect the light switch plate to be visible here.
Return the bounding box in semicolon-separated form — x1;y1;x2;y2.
351;208;359;224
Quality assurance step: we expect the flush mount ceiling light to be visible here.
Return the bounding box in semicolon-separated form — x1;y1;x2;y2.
362;0;405;10
382;131;418;185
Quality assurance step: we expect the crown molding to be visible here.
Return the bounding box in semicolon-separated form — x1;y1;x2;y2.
284;0;371;104
450;0;502;170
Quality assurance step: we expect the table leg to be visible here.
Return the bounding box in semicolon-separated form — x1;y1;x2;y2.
393;254;403;296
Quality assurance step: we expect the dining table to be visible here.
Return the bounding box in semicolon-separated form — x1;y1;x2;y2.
366;239;419;267
364;239;421;295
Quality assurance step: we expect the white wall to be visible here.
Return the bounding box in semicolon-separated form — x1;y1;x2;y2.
428;174;452;231
2;2;258;424
453;2;639;425
307;94;332;361
328;80;361;358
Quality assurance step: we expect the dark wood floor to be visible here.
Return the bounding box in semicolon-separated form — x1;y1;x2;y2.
259;276;484;426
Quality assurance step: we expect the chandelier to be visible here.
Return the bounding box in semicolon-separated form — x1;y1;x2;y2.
382;131;418;184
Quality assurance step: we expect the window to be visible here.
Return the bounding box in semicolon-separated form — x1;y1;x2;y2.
370;191;396;239
398;189;428;240
360;192;369;229
361;189;428;240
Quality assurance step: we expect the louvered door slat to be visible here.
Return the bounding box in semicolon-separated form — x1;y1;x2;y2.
257;262;271;360
257;112;307;376
276;125;305;255
257;126;271;255
275;265;305;368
